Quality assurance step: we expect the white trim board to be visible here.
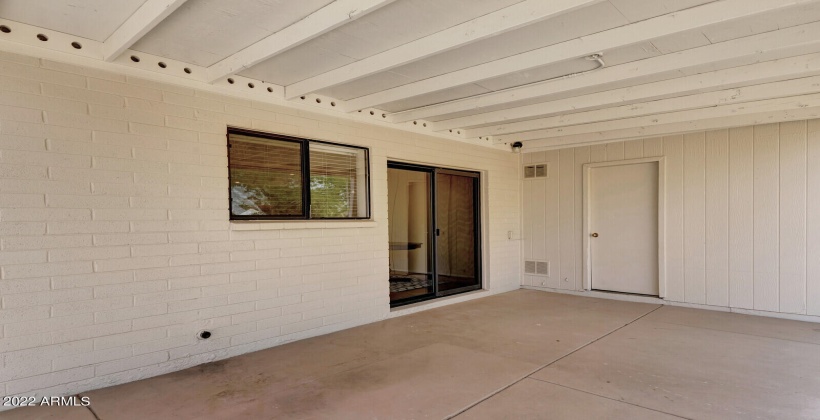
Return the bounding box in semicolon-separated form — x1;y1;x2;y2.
0;37;504;151
521;286;820;324
582;157;667;297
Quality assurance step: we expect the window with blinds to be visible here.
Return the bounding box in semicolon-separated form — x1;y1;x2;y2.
309;143;367;218
228;129;370;220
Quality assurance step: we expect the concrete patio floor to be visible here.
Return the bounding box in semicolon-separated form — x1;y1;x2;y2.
4;289;820;419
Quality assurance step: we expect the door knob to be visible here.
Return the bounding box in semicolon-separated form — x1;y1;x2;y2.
591;232;599;237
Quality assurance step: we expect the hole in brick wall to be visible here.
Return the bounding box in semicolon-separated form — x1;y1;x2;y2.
37;33;48;41
227;78;235;84
0;25;10;33
267;87;273;93
183;67;192;74
248;83;255;88
449;129;453;132
71;41;82;49
369;111;375;115
158;62;167;68
315;98;321;103
457;131;461;134
413;121;417;125
330;102;336;107
423;123;427;127
130;55;140;62
300;96;306;100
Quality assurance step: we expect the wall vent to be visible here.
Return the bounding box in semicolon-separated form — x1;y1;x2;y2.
524;164;548;179
524;260;550;276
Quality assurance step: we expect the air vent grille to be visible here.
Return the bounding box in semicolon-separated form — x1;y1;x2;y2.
524;260;550;276
524;164;548;179
524;261;536;274
524;166;535;178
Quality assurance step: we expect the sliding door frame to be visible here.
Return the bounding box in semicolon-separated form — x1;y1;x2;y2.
388;162;437;307
434;168;482;298
387;162;482;307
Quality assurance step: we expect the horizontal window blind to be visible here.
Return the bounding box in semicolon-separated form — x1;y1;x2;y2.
309;143;367;218
229;134;303;217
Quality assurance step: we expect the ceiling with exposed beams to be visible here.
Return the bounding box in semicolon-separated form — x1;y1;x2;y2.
2;0;820;151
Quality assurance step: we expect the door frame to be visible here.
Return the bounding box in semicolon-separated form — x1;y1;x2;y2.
434;167;482;298
582;157;666;298
386;161;484;307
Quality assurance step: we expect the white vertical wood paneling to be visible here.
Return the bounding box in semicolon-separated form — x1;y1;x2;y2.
522;179;534;286
779;121;807;314
728;127;755;309
523;179;532;260
559;148;575;290
807;120;820;316
522;118;820;318
528;151;547;164
544;150;561;289
684;132;707;304
664;135;685;302
644;137;664;157
605;141;625;161
705;130;729;307
531;178;547;263
574;146;591;291
590;144;606;162
524;275;536;287
753;124;780;312
624;139;644;159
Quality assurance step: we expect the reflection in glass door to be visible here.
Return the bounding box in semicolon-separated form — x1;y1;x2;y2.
387;163;481;306
435;169;480;295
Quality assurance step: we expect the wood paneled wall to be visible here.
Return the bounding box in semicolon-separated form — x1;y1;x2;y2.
523;120;820;316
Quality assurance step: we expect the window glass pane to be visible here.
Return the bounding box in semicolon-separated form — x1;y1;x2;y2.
309;143;368;218
229;134;303;217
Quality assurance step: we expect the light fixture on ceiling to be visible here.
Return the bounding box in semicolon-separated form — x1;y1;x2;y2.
511;141;523;153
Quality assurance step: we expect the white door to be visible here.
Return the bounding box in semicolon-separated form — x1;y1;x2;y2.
589;162;659;295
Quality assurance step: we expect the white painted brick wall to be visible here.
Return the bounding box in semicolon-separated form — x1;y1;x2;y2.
0;50;521;399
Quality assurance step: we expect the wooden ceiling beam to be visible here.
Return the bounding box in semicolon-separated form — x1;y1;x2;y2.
103;0;188;62
465;52;820;137
284;0;607;99
431;22;820;132
523;104;820;151
491;75;820;142
206;0;396;84
345;0;820;113
515;92;820;150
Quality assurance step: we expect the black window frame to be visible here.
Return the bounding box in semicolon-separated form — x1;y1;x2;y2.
227;127;371;221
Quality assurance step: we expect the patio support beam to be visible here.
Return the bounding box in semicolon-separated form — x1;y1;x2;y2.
206;0;396;83
103;0;188;62
345;0;819;113
285;0;606;99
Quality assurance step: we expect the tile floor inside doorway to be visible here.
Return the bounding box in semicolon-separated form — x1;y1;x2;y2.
5;289;820;419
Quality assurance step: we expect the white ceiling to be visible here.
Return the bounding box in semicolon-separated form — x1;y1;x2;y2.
0;0;146;41
3;0;820;150
132;0;337;67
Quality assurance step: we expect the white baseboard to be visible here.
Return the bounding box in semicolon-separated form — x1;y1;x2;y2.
522;286;820;324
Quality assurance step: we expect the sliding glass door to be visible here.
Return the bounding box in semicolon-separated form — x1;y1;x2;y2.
387;164;435;304
435;169;481;296
387;163;481;306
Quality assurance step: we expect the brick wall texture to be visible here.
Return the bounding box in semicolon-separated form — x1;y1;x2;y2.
0;51;522;398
